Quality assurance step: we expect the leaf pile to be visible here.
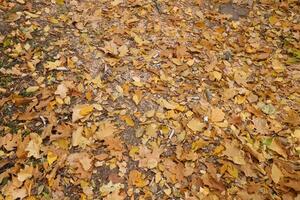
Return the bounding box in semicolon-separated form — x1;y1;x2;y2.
0;0;300;199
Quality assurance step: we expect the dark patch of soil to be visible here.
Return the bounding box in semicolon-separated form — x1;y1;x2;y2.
219;3;249;20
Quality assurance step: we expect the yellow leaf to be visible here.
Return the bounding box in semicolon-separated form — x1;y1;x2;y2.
80;105;94;116
187;118;205;132
134;35;144;46
72;104;94;122
213;145;225;155
269;15;278;25
72;126;90;147
102;40;118;56
118;45;128;57
192;138;207;151
121;115;135;127
157;98;178;110
293;129;300;140
146;123;158;137
56;0;64;4
44;60;61;70
132;90;143;105
53;138;69;149
47;151;58;166
269;139;287;158
55;96;64;105
227;163;239;178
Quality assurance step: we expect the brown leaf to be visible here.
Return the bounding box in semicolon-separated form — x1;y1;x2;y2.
72;126;90;148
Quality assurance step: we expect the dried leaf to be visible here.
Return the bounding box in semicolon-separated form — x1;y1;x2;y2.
223;140;246;165
55;83;68;98
187;118;205;132
17;165;33;182
25;133;42;158
271;163;283;184
211;107;225;122
95;121;116;140
269;139;287;158
72;104;94;122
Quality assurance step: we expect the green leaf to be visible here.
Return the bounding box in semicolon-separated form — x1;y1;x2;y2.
262;138;273;147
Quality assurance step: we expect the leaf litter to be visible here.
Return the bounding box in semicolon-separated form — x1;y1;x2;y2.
0;0;299;199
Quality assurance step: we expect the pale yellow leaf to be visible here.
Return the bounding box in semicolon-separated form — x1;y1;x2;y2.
271;163;283;184
26;86;39;93
17;165;33;182
25;133;42;158
72;126;90;147
95;121;116;140
187;118;205;132
55;83;68;98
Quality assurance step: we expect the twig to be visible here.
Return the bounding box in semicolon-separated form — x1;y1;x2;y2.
151;0;161;14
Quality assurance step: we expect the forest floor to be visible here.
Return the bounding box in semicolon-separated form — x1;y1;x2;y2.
0;0;300;199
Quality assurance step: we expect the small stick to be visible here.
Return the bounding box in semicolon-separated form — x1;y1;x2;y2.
151;0;161;14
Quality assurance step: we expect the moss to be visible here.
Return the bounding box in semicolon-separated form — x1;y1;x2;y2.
0;76;13;87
